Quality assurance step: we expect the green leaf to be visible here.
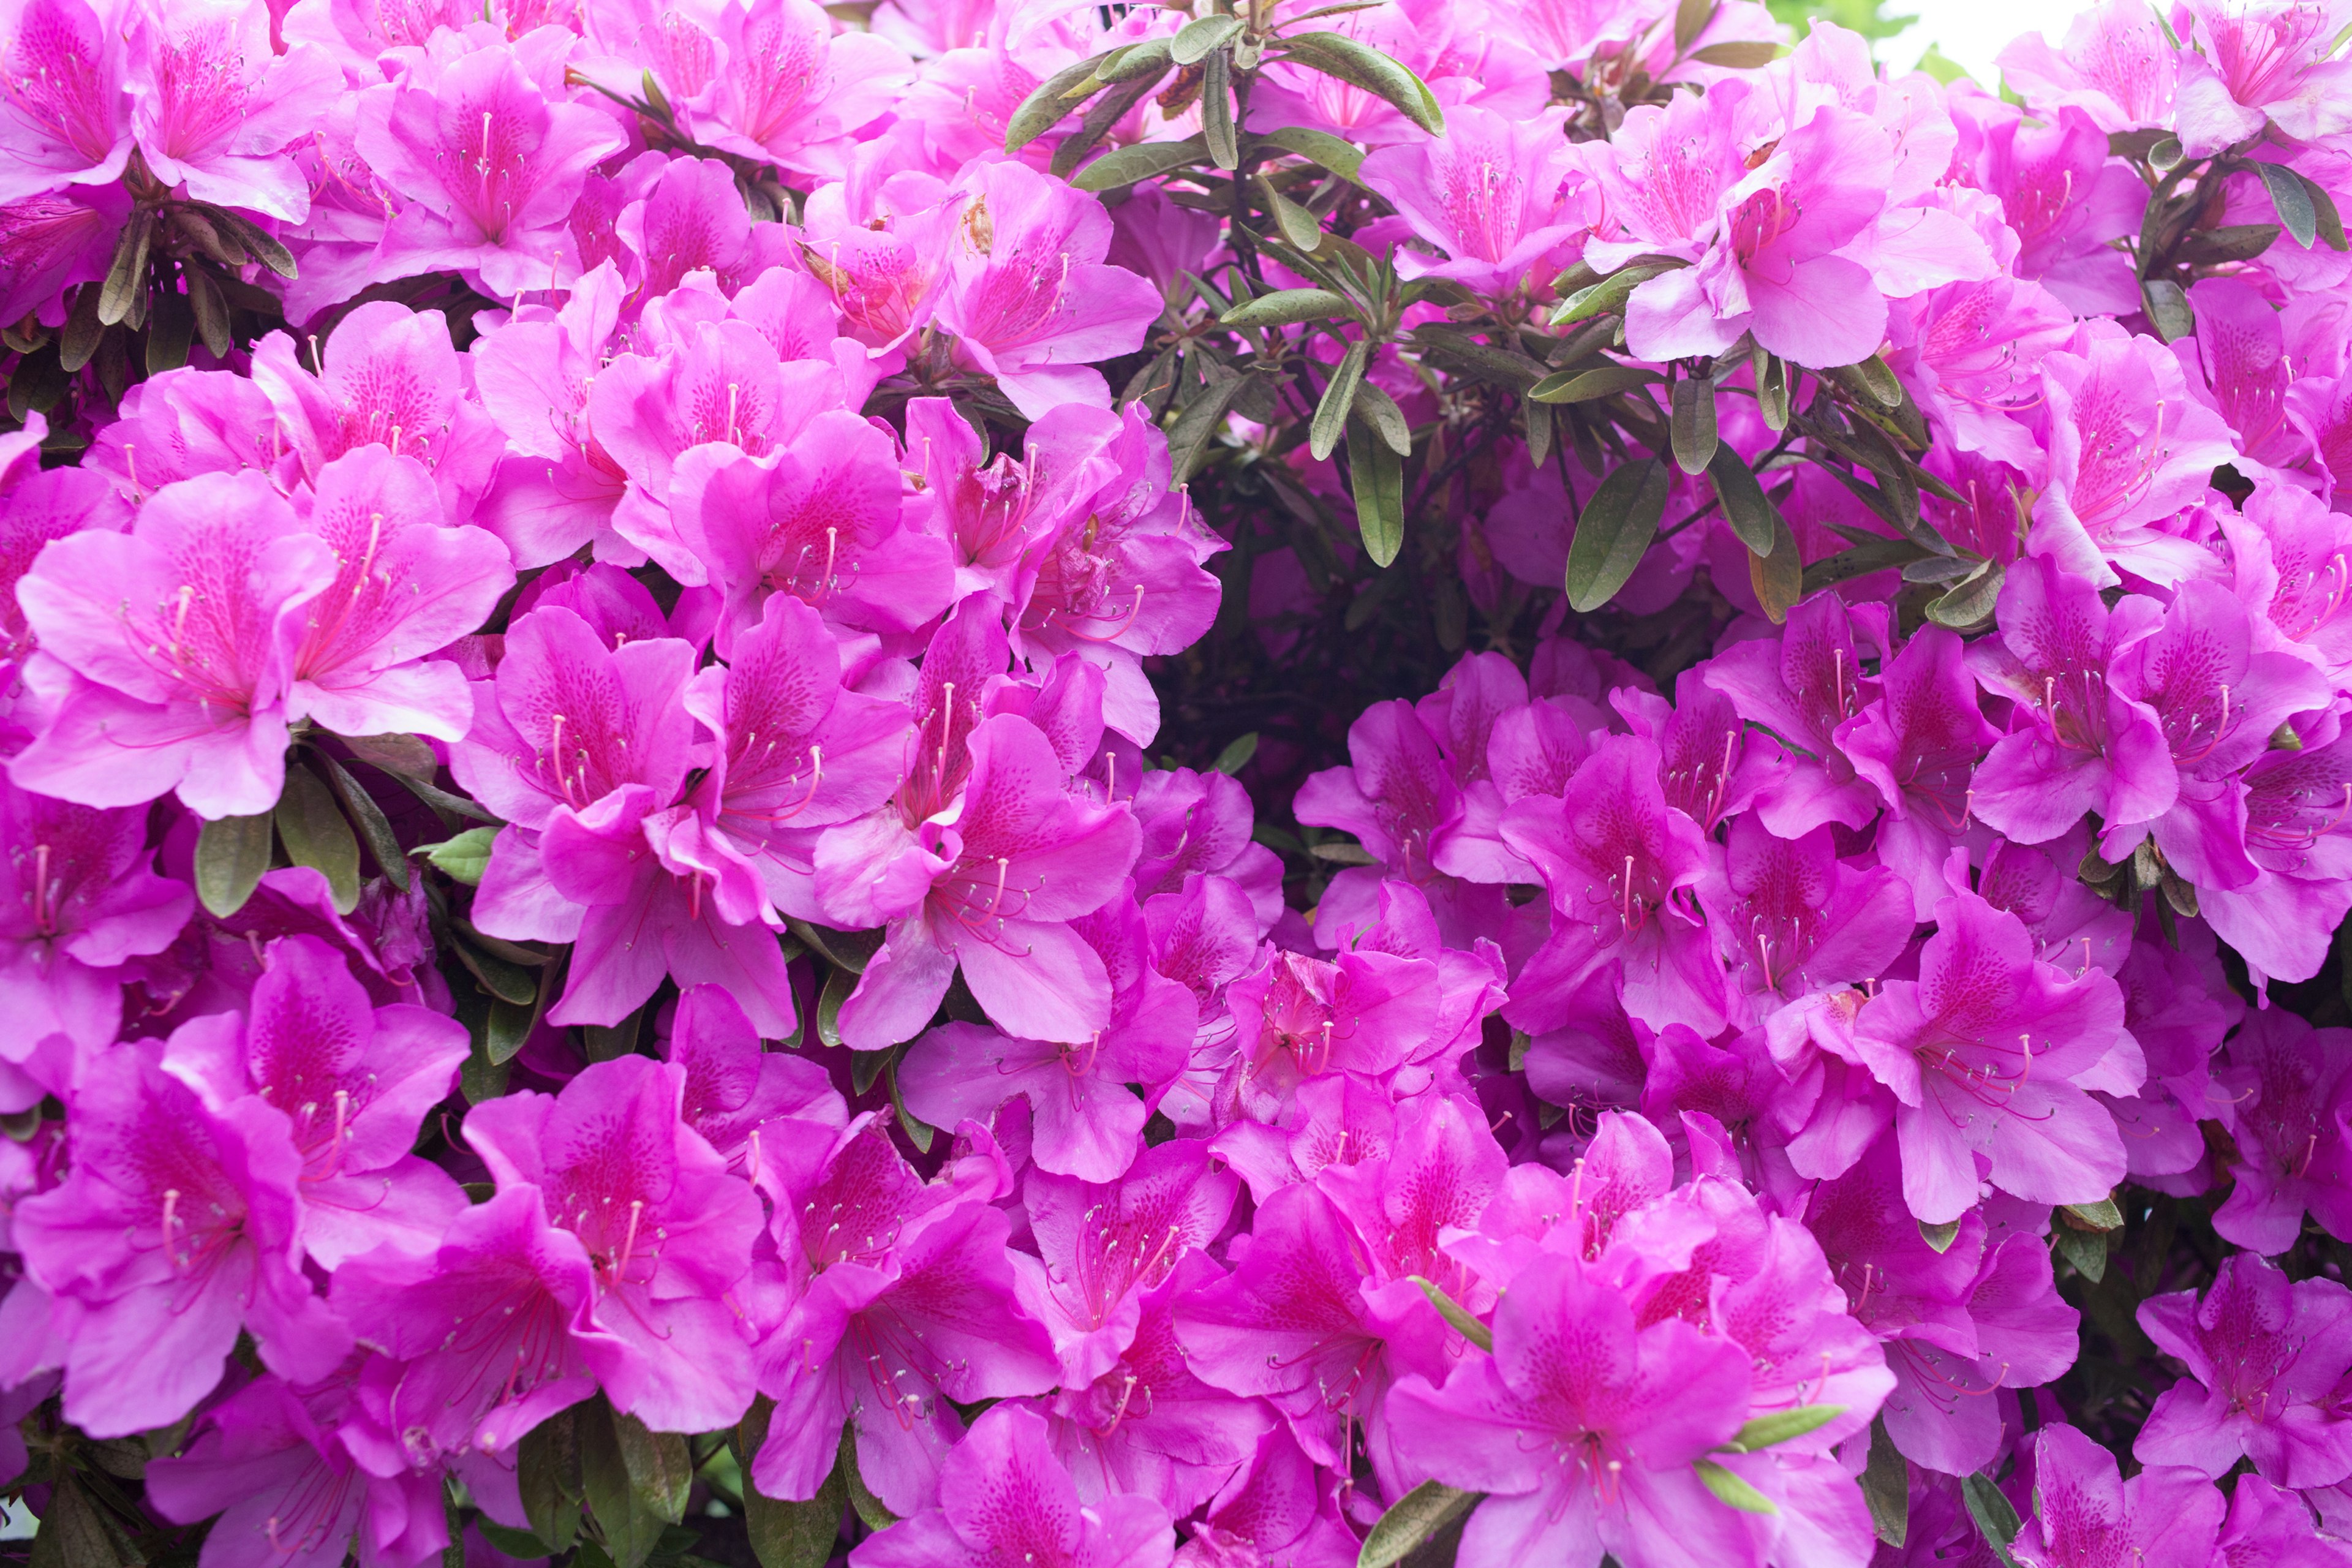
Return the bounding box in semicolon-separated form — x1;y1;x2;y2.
2142;277;2193;343
2257;160;2318;249
1221;287;1355;328
1212;732;1260;775
1528;363;1664;404
1671;372;1718;473
1311;339;1370;461
816;966;854;1049
1170;12;1242;64
581;1398;665;1568
1926;559;2003;629
1255;172;1324;251
887;1060;936;1153
1406;1275;1492;1351
1748;509;1803;624
739;1398;845;1568
1724;1406;1845;1452
618;1410;692;1526
837;1425;897;1532
1548;262;1675;326
1695;1459;1777;1514
1862;1417;1908;1548
1049;70;1170;181
1918;1218;1962;1253
1689;38;1780;66
97;213;154;326
1708;443;1781;557
275;763;362;914
1275;32;1443;134
2054;1224;2109;1283
318;754;411;892
58;284;104;372
1344;415;1405;568
1357;1480;1479;1568
339;731;440;780
785;917;884;975
1167;366;1250;484
1962;1473;2024;1568
1003;49;1121;151
2060;1196;2124;1231
1351;379;1412;456
455;936;540;1007
2174;222;2280;264
582;1008;643;1062
1754;347;1791;431
2147;134;2184;171
1202;47;1238;170
186;266;232;358
1838;355;1904;409
29;1476;142;1568
418;825;499;886
146;282;194;375
2307;179;2348;252
1674;0;1715;51
474;1522;556;1559
195;811;276;919
1564;458;1670;612
1257;125;1365;183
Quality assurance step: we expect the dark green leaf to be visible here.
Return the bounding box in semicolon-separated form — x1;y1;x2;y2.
1863;1418;1908;1548
1962;1473;2023;1568
2054;1225;2109;1283
1254;172;1324;251
2174;222;2280;263
1411;326;1544;392
616;1410;692;1526
1168;364;1249;483
1311;339;1370;461
1926;559;2003;628
816;967;854;1049
59;284;104;372
30;1477;141;1568
1357;1480;1479;1568
1749;510;1803;625
1674;0;1714;51
1548;262;1675;326
1529;363;1663;404
454;937;539;1007
2060;1197;2124;1231
1212;733;1259;775
837;1426;897;1533
339;731;440;780
1707;443;1781;556
1694;1459;1777;1514
1724;1406;1845;1452
1564;458;1670;612
1689;39;1779;66
784;918;883;975
1170;13;1242;64
488;993;538;1064
520;1412;584;1558
1275;32;1443;134
275;764;361;913
1671;372;1717;473
145;282;194;375
887;1061;936;1153
317;754;411;892
1256;125;1365;182
1203;47;1238;169
1049;71;1169;180
195;811;276;919
1406;1275;1491;1351
1919;1218;1962;1252
2307;179;2348;252
2142;277;2193;342
1221;287;1354;328
2257;160;2318;249
474;1522;554;1560
186;266;232;358
98;214;153;327
582;1008;643;1061
1754;347;1790;431
1524;396;1554;467
1344;416;1405;568
581;1398;663;1568
740;1397;845;1568
1003;49;1121;151
1351;379;1411;455
418;825;499;885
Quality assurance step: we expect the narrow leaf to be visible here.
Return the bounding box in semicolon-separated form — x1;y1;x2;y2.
1725;1406;1845;1453
1167;366;1249;483
1862;1417;1908;1548
1694;1459;1777;1514
1529;363;1663;404
418;825;499;885
741;1398;845;1568
1344;416;1405;568
2257;159;2318;249
1927;559;2003;628
145;282;195;375
1689;38;1779;65
1548;262;1673;326
274;764;361;913
1101;36;1174;80
785;917;884;974
1049;70;1168;180
1257;124;1365;182
837;1426;897;1532
1671;372;1718;473
1673;0;1714;50
1004;50;1118;151
1564;458;1670;612
614;1410;692;1526
520;1412;584;1559
580;1401;661;1568
1755;347;1790;431
1221;287;1354;328
318;755;411;892
1255;172;1324;251
2060;1197;2125;1231
338;731;441;779
1708;443;1781;556
58;284;104;372
1275;32;1444;134
1918;1218;1962;1252
1071;134;1209;194
1357;1480;1479;1568
1311;339;1370;461
2142;277;2193;343
1170;12;1242;64
203;207;296;278
1351;379;1412;455
1749;509;1802;624
97;213;153;326
195;811;275;919
186;267;232;358
1962;1473;2024;1568
816;966;854;1048
1212;732;1259;775
1406;1275;1492;1351
1203;47;1238;169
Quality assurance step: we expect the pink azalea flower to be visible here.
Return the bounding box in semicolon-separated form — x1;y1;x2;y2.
0;0;130;203
126;0;341;222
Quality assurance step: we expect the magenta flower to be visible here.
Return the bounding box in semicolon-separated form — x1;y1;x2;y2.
2135;1253;2352;1488
934;160;1162;419
1841;625;2002;916
1848;884;2133;1224
10;469;335;818
2015;1423;2225;1568
472;262;633;568
0;0;130;204
2206;1008;2352;1254
661;984;846;1175
1697;814;1912;1020
1358;104;1592;297
829;713;1139;1052
461;1054;765;1431
160;933;469;1268
288;447;514;741
352;39;626;299
125;0;340;222
1702;594;1886;838
848;1403;1173;1568
1387;1251;1766;1568
1996;0;2177;130
15;1040;350;1437
1958;100;2147;317
2173;0;2352;156
693;0;912;179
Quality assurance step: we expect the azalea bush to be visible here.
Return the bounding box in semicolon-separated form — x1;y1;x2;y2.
2;0;2351;1562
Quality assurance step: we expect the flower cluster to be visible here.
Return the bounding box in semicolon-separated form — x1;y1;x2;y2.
4;0;2352;1562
